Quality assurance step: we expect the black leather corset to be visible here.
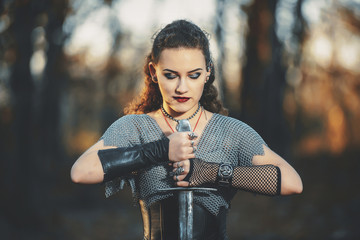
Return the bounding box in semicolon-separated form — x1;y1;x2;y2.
139;197;228;240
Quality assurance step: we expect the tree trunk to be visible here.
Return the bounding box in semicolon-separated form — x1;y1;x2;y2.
215;0;227;105
241;0;290;156
8;0;38;230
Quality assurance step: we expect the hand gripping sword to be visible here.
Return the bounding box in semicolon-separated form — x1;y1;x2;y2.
159;119;216;240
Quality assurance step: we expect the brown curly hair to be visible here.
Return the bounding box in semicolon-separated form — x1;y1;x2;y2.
124;20;227;115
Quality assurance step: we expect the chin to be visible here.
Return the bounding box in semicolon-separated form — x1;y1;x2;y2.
170;106;188;114
174;102;198;114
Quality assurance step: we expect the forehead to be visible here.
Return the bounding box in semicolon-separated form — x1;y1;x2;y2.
157;48;206;70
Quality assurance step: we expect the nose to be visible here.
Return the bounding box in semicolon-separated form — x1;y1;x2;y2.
175;77;189;94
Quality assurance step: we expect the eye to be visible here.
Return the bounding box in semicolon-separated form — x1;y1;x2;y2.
189;72;201;79
164;73;177;79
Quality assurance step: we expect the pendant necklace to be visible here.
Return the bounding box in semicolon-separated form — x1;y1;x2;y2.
161;104;202;133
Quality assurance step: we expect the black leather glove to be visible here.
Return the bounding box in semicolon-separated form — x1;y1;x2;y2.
98;138;170;182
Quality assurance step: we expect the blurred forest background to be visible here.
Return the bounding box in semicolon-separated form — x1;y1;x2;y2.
1;0;360;239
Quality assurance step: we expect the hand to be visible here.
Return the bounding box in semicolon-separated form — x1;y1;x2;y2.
171;160;191;187
175;158;219;187
167;132;197;163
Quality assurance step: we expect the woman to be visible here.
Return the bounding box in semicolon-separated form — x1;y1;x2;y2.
71;20;303;240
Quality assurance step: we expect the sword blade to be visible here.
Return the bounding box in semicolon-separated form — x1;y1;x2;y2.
177;119;193;240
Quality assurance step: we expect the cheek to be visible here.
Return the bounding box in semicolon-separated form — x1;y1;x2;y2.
157;84;166;97
195;82;206;98
158;80;173;96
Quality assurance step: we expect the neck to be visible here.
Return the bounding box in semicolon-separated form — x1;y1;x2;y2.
160;104;203;133
161;104;200;121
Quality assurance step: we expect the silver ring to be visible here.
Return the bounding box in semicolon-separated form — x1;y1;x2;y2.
191;140;194;147
175;175;179;181
177;162;180;168
192;146;196;153
175;166;184;176
188;132;198;140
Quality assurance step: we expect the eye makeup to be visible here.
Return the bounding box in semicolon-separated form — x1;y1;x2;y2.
164;73;177;79
163;68;203;80
189;72;201;79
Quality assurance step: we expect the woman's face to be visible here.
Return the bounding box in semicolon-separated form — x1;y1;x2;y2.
149;48;210;118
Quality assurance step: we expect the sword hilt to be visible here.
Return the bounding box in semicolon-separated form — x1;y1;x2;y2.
162;119;217;240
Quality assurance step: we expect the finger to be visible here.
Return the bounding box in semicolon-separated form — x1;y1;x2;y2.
173;174;186;181
183;153;196;160
172;169;188;178
187;147;196;156
181;132;193;140
176;181;190;187
173;160;190;171
189;139;199;147
185;146;196;154
175;147;194;161
173;161;182;168
172;160;190;169
188;132;198;140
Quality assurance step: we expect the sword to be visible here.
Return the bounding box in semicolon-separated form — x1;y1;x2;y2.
160;119;216;240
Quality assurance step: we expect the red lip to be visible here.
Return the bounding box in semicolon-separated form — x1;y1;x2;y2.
174;97;190;103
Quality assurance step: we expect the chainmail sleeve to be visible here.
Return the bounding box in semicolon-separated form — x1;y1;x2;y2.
193;114;268;215
100;115;140;198
100;114;174;207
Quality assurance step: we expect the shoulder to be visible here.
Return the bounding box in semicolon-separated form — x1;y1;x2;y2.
101;114;152;146
108;114;149;127
118;114;148;121
213;114;256;133
213;114;266;145
102;114;151;137
214;115;267;164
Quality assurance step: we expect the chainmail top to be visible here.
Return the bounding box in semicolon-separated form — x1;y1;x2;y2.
100;113;267;216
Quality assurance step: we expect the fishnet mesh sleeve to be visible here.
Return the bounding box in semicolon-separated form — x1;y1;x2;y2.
231;164;281;196
188;159;281;196
185;159;218;186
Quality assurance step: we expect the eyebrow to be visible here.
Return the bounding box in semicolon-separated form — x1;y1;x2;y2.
163;68;203;74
